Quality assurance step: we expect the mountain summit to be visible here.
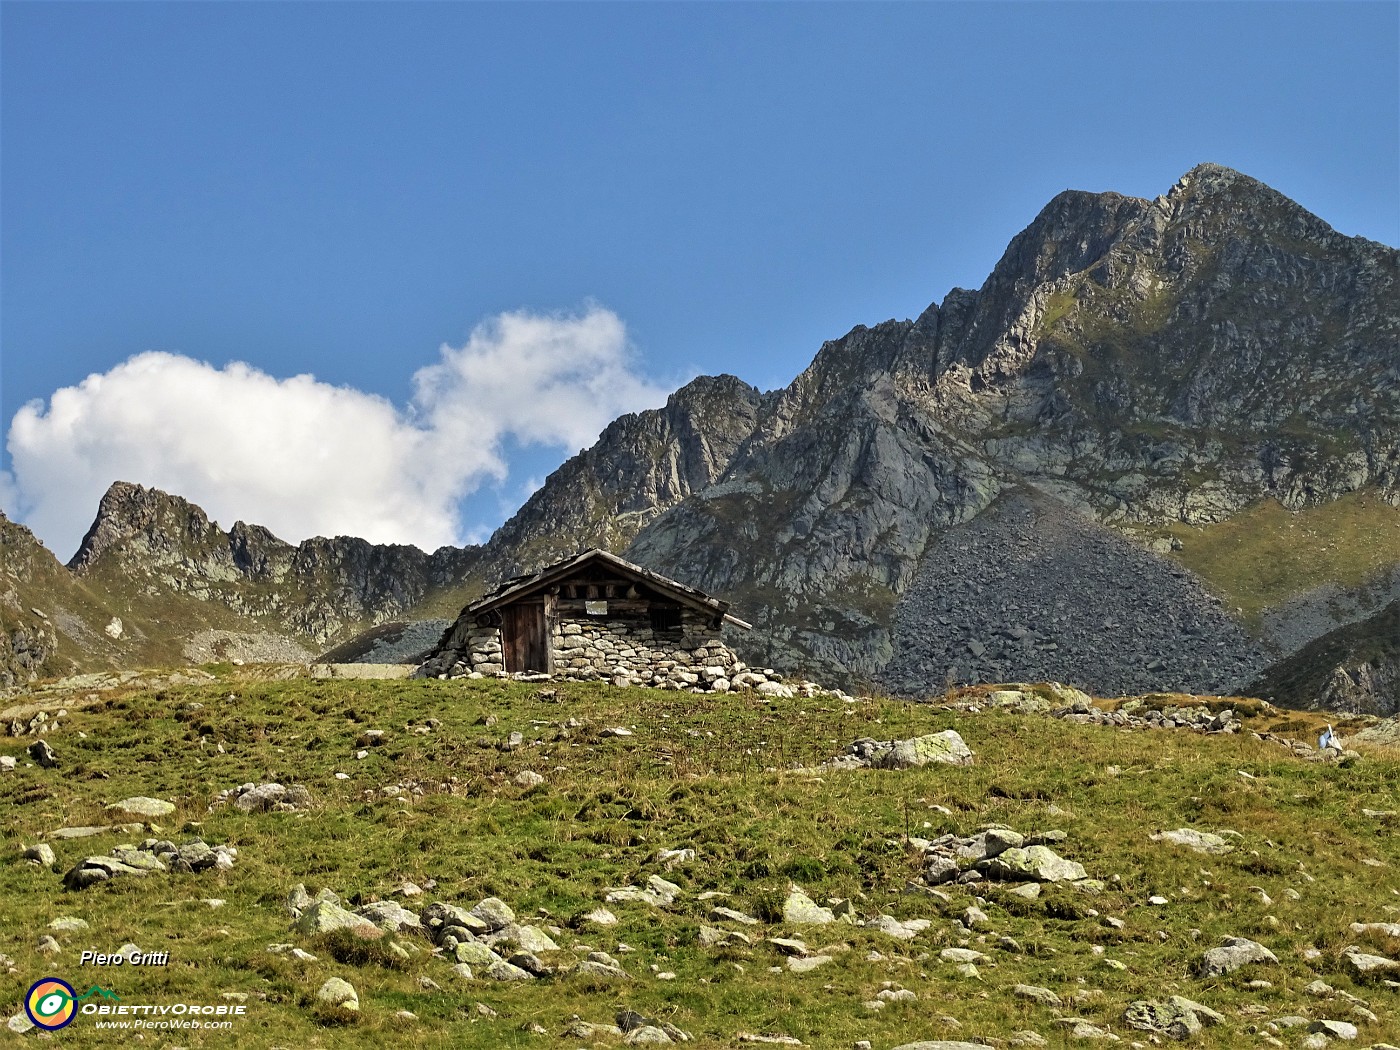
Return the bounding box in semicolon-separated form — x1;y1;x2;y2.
9;166;1398;706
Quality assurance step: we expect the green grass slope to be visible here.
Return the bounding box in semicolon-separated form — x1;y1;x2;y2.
1;676;1397;1047
1164;489;1400;624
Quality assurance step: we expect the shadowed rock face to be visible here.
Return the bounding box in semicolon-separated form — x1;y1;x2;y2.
1247;599;1400;717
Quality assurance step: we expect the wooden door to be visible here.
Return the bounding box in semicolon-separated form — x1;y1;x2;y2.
502;603;550;673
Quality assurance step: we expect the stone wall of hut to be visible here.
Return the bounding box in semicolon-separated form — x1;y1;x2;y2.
442;607;743;689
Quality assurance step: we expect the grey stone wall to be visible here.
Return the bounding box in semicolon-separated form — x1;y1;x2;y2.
457;608;741;688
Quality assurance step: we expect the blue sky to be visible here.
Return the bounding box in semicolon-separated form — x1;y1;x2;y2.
3;2;1397;559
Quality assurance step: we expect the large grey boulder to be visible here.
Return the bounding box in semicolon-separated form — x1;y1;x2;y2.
874;731;974;769
1125;996;1225;1039
63;855;157;890
978;845;1087;883
470;897;516;932
1196;936;1277;977
315;977;358;1012
453;941;503;968
294;901;382;938
357;900;422;933
232;782;312;813
1341;946;1400;978
106;797;176;819
831;731;975;770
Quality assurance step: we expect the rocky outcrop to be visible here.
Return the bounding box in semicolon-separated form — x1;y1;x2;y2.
478;374;765;576
615;164;1398;689
65;481;486;644
0;511;119;687
1247;599;1400;716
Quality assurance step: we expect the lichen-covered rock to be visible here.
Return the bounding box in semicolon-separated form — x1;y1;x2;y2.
294;901;381;938
1150;828;1235;855
106;797;175;819
315;977;358;1012
782;885;835;925
469;897;515;932
978;845;1087;883
1196;936;1277;977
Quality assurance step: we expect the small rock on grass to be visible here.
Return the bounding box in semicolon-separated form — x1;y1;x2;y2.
1308;1019;1359;1040
1013;984;1061;1007
106;797;175;819
1150;828;1235;855
316;978;358;1012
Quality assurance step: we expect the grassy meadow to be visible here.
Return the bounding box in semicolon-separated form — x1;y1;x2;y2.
1;671;1397;1048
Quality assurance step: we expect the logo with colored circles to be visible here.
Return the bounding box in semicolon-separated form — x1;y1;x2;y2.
25;978;77;1030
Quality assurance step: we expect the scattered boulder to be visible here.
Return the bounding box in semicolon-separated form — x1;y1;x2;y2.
227;782;313;813
356;900;422;933
1308;1019;1360;1041
63;855;159;890
1125;996;1224;1039
826;731;974;771
28;739;58;768
864;915;931;939
1197;936;1277;977
978;845;1086;883
470;897;516;932
294;901;382;938
1341;946;1400;978
712;905;759;926
106;797;175;819
1150;828;1235;855
485;960;534;981
23;843;56;867
316;977;359;1012
1013;984;1061;1008
782;885;835;925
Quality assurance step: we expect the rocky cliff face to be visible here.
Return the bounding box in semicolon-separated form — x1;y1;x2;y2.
67;481;486;646
1;511;126;686
479;375;765;576
612;164;1399;690
1247;599;1400;717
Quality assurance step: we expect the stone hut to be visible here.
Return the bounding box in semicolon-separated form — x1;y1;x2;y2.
418;549;751;687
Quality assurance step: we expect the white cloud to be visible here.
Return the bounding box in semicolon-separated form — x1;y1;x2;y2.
2;306;671;560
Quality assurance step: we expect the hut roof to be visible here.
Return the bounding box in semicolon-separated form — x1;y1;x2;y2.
464;548;752;629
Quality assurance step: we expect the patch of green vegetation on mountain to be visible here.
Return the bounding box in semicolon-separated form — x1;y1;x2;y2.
1;675;1396;1047
1164;489;1400;622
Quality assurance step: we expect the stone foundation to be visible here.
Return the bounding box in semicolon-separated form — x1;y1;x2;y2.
416;607;853;698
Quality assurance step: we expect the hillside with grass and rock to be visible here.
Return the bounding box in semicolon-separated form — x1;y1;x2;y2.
2;163;1397;716
2;670;1398;1047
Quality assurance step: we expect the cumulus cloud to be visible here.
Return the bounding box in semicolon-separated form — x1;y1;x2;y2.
2;306;671;560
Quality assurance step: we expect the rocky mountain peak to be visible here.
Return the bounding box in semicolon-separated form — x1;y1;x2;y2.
67;481;231;575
